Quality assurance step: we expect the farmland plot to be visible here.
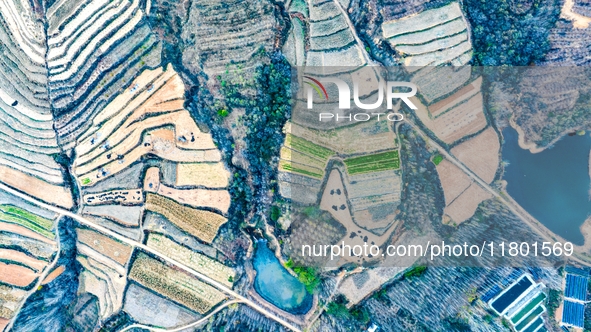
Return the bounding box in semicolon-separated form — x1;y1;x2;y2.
0;192;59;255
145;193;227;244
0;187;58;324
175;163;230;188
0;204;54;239
144;167;230;214
142;213;218;259
317;169;402;265
76;227;133;266
279;133;333;179
129;253;226;314
413;66;474;106
345;169;402;233
77;254;127;318
73;66;221;187
450;127;500;184
344;150;400;175
410;85;487;145
277;172;323;205
123;283;201;328
435;159;492;225
146;233;235;287
306;0;366;67
0;285;27;329
288;121;397;155
82;205;143;227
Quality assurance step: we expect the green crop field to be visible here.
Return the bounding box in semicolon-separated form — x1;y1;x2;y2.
0;205;54;239
280;161;324;178
344;150;400;174
285;134;333;160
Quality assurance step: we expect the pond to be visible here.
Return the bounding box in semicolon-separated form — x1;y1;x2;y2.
253;240;312;315
502;127;591;245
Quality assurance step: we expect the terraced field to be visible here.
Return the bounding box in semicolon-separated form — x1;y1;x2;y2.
282;17;306;66
0;0;73;209
344;150;400;175
46;0;161;148
0;190;58;327
77;253;128;318
76;227;133;266
0;0;239;328
0;204;55;239
144;167;230;214
146;233;235;287
73;66;221;188
306;0;366;67
411;83;488;145
288;121;396;155
279;133;333;180
129;253;227;314
181;0;277;76
382;2;472;69
145;193;227;244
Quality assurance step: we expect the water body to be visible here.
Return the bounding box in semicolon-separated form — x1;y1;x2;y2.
252;240;312;314
502;128;591;245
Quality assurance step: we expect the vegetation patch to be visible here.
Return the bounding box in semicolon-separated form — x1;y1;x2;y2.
344;150;400;174
432;154;444;165
0;205;54;239
284;258;321;293
403;266;427;279
278;160;323;178
285;134;334;161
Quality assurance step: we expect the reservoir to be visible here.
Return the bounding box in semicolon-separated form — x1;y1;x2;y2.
253;240;312;314
502;128;591;245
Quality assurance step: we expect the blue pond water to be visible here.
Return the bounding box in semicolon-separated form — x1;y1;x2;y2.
502;128;591;245
253;240;312;314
